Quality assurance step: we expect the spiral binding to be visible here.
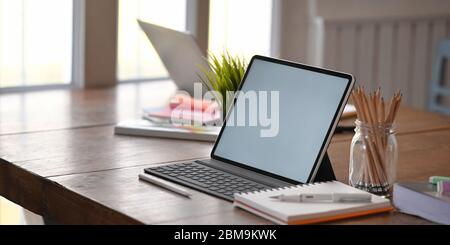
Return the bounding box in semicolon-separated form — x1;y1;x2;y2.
239;180;334;196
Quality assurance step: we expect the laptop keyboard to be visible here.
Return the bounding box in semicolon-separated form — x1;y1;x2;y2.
145;161;271;201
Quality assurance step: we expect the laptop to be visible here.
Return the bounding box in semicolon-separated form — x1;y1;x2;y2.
144;55;355;201
138;20;212;96
114;20;217;139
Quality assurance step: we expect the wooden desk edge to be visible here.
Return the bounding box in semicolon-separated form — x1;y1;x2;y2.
0;158;142;225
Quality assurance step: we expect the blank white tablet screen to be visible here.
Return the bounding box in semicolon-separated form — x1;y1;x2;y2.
213;58;350;183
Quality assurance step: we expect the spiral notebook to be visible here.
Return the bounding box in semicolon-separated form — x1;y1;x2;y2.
233;181;392;225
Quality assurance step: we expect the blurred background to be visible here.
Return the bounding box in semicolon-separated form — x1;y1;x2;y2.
0;0;449;224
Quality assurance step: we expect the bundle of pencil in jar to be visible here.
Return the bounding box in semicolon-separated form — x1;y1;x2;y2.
349;87;402;196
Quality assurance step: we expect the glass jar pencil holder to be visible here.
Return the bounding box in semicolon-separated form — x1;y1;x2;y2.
349;120;398;197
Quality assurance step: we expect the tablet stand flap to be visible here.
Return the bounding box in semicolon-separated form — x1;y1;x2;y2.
313;152;336;182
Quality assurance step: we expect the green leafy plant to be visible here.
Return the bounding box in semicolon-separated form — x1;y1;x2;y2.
198;52;247;119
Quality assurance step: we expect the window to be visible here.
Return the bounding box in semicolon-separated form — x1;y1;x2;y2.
209;0;273;61
0;0;73;88
117;0;187;81
0;0;274;88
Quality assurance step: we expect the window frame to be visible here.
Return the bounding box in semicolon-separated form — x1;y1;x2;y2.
71;0;85;88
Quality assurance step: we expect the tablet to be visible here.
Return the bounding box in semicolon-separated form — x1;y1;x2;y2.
211;55;354;183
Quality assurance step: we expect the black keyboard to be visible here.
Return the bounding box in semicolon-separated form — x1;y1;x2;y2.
145;161;271;201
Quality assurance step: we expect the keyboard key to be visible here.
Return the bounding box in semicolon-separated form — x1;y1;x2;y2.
176;176;209;188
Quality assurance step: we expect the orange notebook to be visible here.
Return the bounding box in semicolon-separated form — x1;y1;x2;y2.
233;181;392;225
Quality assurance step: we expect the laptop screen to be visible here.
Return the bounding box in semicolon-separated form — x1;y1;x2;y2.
211;56;352;183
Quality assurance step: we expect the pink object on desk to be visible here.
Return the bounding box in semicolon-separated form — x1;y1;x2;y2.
145;106;221;125
437;181;450;195
143;95;221;126
169;94;218;112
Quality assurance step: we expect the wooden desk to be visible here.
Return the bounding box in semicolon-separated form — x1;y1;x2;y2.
1;81;450;224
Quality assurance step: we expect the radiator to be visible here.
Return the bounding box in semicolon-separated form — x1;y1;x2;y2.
321;16;450;109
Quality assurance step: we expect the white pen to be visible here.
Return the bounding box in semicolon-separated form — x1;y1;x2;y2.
139;173;191;198
270;193;372;203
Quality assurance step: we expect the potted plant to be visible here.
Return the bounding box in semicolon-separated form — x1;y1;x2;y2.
198;52;247;120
